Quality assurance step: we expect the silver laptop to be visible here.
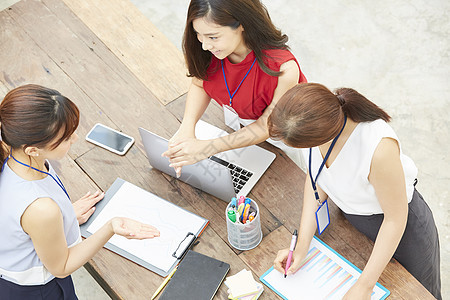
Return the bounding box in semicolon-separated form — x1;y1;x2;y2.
138;120;276;201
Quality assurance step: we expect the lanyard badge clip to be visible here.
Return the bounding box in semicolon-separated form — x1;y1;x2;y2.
310;176;330;235
314;189;321;205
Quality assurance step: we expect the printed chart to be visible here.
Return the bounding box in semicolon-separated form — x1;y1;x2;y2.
260;236;389;300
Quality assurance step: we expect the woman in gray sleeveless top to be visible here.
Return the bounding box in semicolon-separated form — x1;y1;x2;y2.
0;85;160;299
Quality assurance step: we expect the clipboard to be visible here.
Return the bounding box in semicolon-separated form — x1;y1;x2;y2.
80;178;209;276
260;236;390;300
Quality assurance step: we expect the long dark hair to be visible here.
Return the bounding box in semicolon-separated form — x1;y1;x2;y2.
268;83;391;148
183;0;289;80
0;84;80;169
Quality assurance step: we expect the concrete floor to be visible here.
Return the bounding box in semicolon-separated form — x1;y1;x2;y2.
1;0;448;299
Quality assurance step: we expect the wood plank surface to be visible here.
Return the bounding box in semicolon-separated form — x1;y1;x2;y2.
50;157;100;200
7;0;181;147
0;7;111;158
60;0;190;105
0;0;436;299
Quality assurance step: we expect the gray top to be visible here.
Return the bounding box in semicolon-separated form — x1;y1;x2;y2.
0;160;81;285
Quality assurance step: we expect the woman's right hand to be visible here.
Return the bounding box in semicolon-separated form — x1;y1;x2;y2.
273;248;306;276
111;217;160;240
163;125;196;177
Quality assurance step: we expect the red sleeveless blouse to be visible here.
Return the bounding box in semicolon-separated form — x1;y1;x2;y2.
203;49;307;120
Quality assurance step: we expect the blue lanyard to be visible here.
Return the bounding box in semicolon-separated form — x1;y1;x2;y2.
2;154;70;200
309;116;347;203
221;57;257;107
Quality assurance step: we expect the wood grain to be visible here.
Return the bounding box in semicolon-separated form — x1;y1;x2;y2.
7;0;181;149
60;0;190;105
0;7;111;158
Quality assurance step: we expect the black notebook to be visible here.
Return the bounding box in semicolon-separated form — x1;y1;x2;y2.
159;250;230;300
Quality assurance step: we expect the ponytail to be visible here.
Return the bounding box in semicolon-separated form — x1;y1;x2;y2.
0;137;7;170
335;88;390;122
268;83;391;148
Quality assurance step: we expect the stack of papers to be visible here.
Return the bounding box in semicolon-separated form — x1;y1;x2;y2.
225;269;264;300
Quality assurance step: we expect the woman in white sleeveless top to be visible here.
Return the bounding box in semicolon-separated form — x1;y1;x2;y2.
270;83;441;299
0;85;160;299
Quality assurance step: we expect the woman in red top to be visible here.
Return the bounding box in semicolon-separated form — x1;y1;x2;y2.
163;0;307;176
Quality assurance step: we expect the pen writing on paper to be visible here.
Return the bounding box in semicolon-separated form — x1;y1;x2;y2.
284;230;298;278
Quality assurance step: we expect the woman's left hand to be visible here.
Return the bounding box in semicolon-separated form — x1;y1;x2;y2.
342;281;372;300
162;138;214;168
73;191;104;225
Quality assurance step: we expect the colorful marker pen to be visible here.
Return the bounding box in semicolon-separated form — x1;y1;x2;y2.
231;197;237;208
284;230;298;278
236;203;244;224
242;204;250;223
227;210;236;223
238;195;245;206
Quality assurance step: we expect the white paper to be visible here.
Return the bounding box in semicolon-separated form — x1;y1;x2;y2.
261;237;389;300
225;269;259;297
87;182;206;273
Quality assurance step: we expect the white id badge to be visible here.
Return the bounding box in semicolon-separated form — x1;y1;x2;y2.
223;105;241;131
315;199;330;235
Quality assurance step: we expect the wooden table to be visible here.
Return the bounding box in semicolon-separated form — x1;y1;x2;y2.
0;0;435;299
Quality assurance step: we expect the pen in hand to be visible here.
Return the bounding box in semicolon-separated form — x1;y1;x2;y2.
284;230;298;278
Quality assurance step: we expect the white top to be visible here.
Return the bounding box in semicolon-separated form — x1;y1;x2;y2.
301;119;418;215
0;160;81;285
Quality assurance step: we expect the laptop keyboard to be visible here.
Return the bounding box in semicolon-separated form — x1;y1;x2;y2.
209;156;253;194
